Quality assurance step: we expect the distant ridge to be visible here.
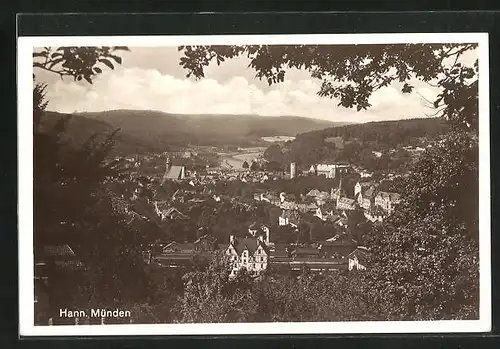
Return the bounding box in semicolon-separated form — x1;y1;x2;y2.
41;109;352;155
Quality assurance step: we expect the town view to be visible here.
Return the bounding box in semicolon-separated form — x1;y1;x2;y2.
32;43;480;325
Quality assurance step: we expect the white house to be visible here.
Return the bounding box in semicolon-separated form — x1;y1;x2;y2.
226;236;269;277
347;247;369;271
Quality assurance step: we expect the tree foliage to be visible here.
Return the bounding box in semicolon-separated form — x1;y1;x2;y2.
177;254;258;323
176;256;379;323
177;43;481;322
33;48;155;317
362;130;479;320
33;46;129;83
260;118;449;170
179;44;478;130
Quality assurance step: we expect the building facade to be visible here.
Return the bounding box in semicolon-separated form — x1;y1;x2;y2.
374;191;401;214
226;236;269;277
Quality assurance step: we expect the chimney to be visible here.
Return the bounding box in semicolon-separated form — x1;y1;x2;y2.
258;235;264;243
229;235;235;244
280;192;285;203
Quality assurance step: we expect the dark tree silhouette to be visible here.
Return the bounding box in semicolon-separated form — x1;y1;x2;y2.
33;46;129;83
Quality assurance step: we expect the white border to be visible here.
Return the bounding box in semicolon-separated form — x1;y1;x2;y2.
18;33;491;336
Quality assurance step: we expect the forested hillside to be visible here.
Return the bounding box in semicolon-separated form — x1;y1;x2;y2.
263;117;450;171
41;109;349;155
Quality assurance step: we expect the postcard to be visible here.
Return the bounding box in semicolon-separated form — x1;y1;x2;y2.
18;33;490;336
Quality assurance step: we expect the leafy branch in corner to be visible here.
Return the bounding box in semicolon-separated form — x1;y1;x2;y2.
33;46;130;83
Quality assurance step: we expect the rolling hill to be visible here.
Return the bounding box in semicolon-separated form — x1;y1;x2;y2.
262;117;451;169
40;109;350;155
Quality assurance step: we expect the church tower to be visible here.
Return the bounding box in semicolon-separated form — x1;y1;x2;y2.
161;157;172;185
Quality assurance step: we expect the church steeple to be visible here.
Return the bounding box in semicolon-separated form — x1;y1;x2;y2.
161;156;172;185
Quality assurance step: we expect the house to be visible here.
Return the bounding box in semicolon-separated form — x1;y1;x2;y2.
354;182;376;210
313;163;350;178
278;209;301;228
354;181;374;197
316;164;336;178
337;197;356;211
364;206;385;222
295;202;317;213
280;201;297;210
347;247;370;270
374;191;401;214
306;189;331;206
248;222;270;244
226;236;269;277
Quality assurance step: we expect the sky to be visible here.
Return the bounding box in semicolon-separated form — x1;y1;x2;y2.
34;46;477;123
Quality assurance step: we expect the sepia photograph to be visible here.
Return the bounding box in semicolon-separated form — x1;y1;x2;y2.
18;33;490;335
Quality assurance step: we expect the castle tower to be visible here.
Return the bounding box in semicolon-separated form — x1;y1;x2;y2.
290;162;297;179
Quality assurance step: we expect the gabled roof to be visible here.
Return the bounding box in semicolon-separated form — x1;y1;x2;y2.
229;237;269;255
164;165;185;180
347;247;371;264
164;207;189;220
194;234;217;244
162;242;195;253
338;197;356;206
306;189;322;197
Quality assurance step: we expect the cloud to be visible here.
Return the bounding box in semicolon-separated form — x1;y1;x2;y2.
44;66;442;123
